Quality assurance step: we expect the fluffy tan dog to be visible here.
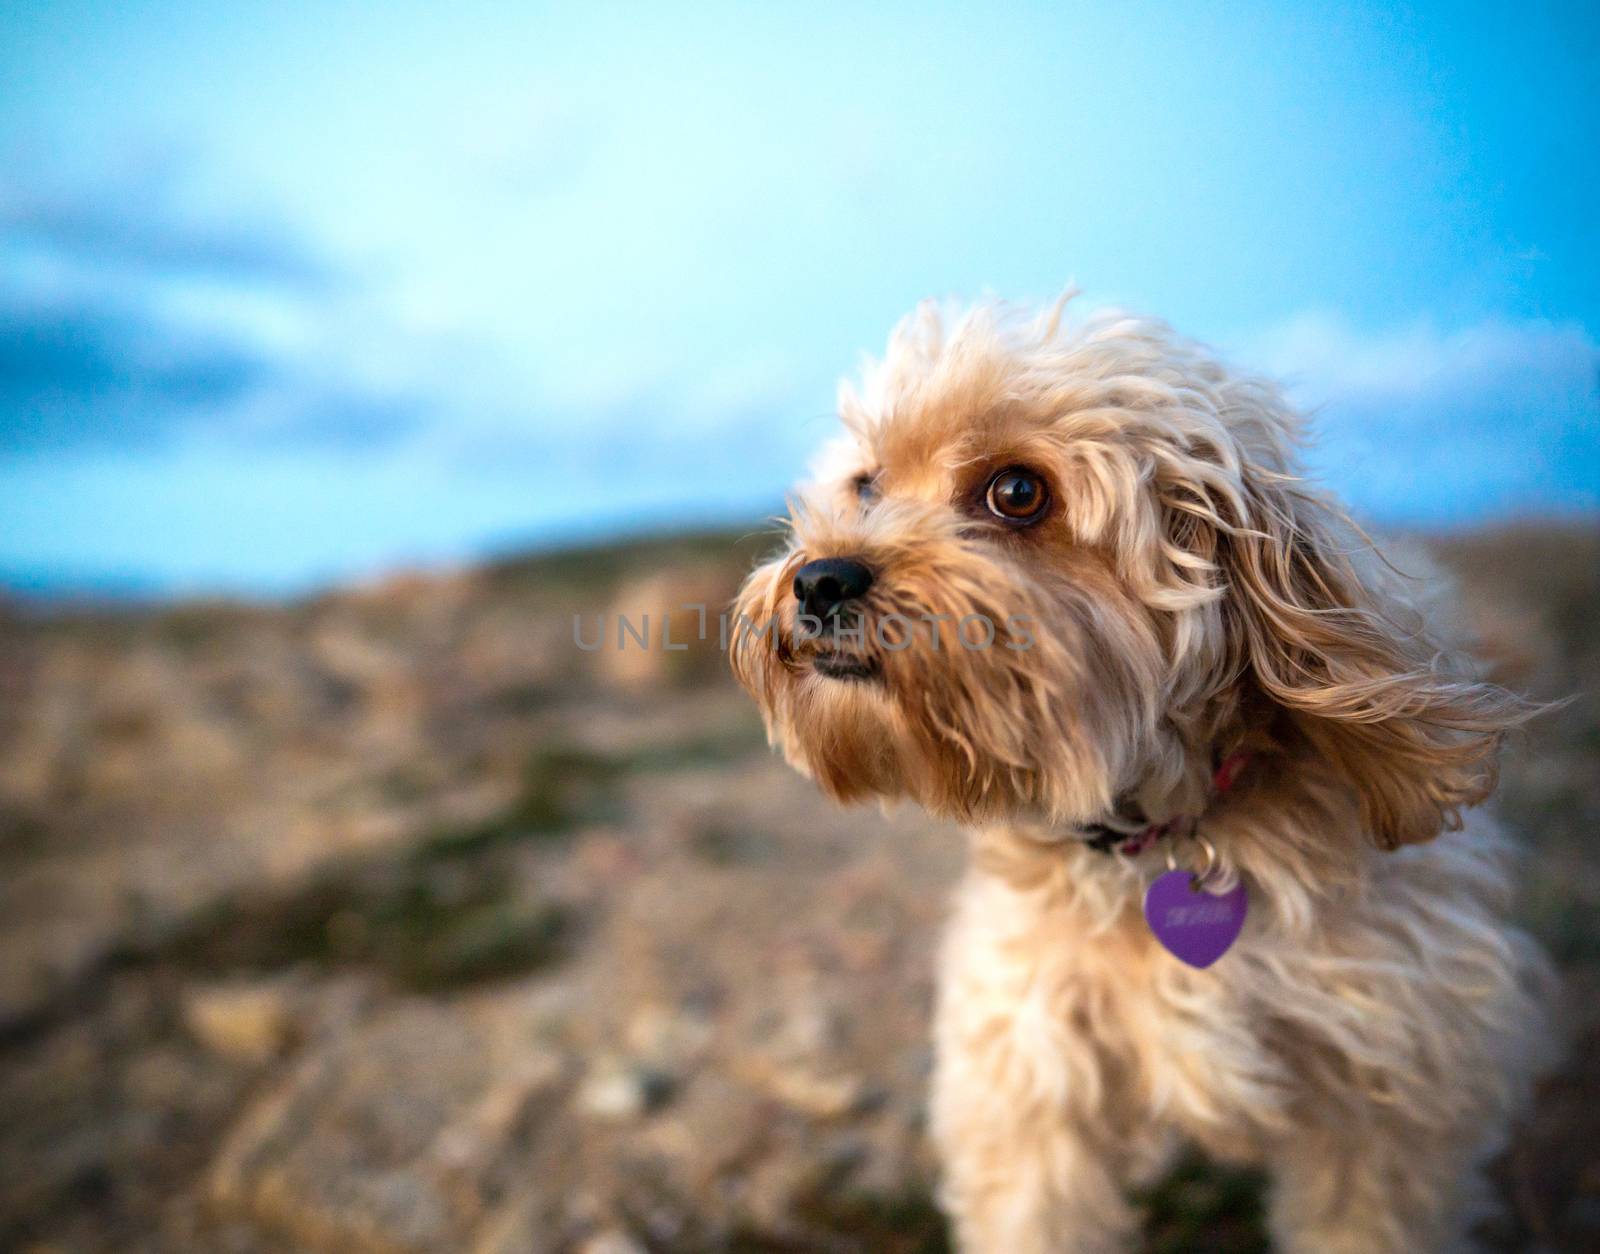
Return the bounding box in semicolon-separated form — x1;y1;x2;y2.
729;296;1553;1252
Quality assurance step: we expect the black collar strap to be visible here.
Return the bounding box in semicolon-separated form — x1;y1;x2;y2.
1082;752;1252;857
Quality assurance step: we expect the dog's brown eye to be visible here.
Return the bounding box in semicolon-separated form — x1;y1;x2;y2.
986;468;1049;522
853;472;878;501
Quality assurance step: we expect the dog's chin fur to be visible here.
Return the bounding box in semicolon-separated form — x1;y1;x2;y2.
728;295;1555;1253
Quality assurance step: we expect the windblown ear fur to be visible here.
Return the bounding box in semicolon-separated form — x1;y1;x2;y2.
1218;477;1523;850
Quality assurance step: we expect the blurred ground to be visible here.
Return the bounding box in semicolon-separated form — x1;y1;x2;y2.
0;522;1595;1253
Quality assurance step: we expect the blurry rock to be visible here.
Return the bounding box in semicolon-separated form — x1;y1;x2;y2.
577;1058;674;1122
432;1048;565;1175
740;1153;825;1236
625;1001;714;1070
753;982;847;1059
182;980;296;1065
575;1229;647;1254
737;981;871;1118
742;1058;869;1120
208;999;566;1252
595;568;735;690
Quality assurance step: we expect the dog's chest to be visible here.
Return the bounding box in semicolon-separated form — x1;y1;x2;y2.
939;865;1295;1155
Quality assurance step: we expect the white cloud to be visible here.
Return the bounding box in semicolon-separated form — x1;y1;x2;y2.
1238;314;1600;524
1248;312;1598;403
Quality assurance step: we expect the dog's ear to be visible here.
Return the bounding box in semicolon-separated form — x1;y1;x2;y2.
1214;477;1521;850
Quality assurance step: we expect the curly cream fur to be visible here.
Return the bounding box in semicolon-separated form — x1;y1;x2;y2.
729;296;1554;1252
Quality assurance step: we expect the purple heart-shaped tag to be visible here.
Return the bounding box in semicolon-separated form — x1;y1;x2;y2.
1143;870;1248;968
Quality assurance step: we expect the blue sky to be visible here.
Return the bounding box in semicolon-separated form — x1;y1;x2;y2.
1;1;1596;594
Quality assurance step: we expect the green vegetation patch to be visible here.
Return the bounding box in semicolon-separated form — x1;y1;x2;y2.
415;746;624;862
788;1179;950;1254
417;721;766;863
483;523;784;597
149;858;571;992
1136;1149;1269;1254
134;723;766;992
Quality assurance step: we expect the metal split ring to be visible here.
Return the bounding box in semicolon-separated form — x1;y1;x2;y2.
1166;832;1219;883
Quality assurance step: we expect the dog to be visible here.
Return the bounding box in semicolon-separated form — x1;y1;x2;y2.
728;296;1553;1252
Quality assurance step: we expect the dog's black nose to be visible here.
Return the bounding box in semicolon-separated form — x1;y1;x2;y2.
793;556;874;620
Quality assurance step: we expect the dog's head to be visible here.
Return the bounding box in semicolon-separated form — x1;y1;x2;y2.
731;297;1517;847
